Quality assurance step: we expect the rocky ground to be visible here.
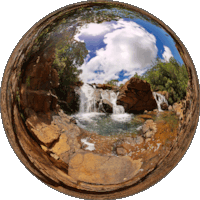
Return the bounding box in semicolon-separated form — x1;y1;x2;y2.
16;49;190;190
23;104;180;187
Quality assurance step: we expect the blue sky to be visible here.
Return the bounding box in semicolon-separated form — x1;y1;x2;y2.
74;17;183;85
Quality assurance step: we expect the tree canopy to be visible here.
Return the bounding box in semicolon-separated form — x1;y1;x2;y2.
133;58;189;105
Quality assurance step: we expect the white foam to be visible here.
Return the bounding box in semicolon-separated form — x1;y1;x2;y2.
81;138;95;151
111;113;132;122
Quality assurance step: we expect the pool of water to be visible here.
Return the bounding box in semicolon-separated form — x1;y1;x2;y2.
72;112;141;136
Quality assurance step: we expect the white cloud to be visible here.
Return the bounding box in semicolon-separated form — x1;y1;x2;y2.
74;22;112;41
162;46;173;62
76;19;158;84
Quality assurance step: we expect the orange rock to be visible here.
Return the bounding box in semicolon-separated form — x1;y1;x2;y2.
50;134;70;156
26;116;60;147
68;152;142;185
117;147;127;156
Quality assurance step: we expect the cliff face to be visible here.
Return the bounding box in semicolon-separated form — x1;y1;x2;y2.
20;48;59;114
117;77;157;113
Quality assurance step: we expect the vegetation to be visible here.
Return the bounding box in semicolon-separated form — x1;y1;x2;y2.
133;58;189;105
52;37;88;113
106;79;119;86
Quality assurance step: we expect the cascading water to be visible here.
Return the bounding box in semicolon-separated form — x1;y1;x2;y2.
79;83;97;113
101;90;125;114
72;83;134;136
153;92;168;112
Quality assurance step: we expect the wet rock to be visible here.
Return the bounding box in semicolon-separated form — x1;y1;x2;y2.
161;102;168;110
117;77;157;113
93;89;102;101
116;147;127;156
102;99;113;113
69;117;77;124
68;152;142;185
142;119;157;138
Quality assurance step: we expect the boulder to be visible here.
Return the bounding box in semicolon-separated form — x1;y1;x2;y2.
161;102;168;110
68;152;142;185
116;147;127;156
96;84;119;92
26;115;61;147
135;136;144;144
168;105;173;111
142;119;157;138
117;77;157;113
102;99;113;113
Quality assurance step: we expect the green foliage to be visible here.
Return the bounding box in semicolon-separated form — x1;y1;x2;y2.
52;36;88;113
133;72;144;80
106;79;119;86
142;58;189;105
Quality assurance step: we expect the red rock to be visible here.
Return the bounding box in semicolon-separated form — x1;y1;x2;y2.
117;77;157;113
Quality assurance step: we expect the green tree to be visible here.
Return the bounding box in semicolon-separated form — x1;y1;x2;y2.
142;58;188;104
106;79;119;86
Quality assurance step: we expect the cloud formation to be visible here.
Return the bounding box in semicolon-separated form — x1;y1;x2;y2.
75;19;158;84
162;45;173;62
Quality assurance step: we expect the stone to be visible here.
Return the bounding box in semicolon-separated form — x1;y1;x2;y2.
50;134;70;156
135;136;144;144
142;119;157;138
168;105;173;111
68;152;142;185
121;142;133;151
117;77;157;113
51;68;59;88
116;147;127;156
102;99;113;113
173;102;184;119
137;114;153;120
145;138;151;143
124;137;136;146
26;115;60;147
161;102;168;110
96;84;119;92
50;153;60;160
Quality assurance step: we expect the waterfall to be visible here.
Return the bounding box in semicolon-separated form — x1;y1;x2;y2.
101;90;125;114
153;92;168;112
79;83;97;113
79;83;125;114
